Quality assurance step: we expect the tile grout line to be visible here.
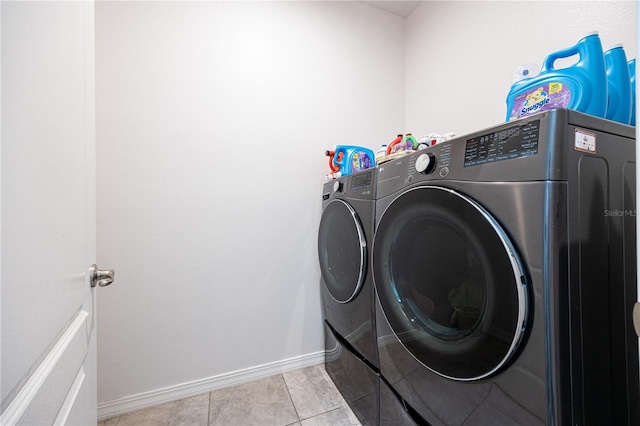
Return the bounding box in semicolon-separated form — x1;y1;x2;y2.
304;406;352;424
207;391;212;426
281;373;302;425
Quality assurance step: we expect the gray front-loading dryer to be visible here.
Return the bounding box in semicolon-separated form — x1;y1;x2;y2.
373;109;637;425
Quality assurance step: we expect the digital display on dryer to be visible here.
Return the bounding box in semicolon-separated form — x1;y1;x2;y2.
464;120;540;167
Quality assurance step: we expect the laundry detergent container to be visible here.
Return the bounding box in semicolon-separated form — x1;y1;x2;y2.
604;45;632;124
332;145;375;176
506;32;608;121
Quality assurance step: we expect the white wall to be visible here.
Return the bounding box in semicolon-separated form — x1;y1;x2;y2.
95;1;405;409
405;1;638;137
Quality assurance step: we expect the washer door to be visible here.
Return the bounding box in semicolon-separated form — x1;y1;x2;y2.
373;186;528;381
318;199;367;303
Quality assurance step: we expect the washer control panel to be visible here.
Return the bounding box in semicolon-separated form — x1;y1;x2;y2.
323;168;375;201
408;143;453;177
350;170;374;191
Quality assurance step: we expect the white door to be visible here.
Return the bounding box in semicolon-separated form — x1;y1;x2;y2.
1;1;108;424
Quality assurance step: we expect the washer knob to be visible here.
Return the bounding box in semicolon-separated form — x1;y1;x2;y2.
415;153;436;174
333;180;344;192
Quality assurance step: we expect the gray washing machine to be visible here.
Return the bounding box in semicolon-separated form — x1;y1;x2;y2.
319;168;378;367
318;168;379;425
373;109;637;425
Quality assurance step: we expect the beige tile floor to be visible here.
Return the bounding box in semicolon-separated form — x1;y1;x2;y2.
98;364;363;426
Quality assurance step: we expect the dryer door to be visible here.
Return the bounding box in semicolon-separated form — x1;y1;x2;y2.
318;199;367;303
373;186;528;381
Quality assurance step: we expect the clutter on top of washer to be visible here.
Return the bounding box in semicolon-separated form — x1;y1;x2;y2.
604;44;632;124
324;145;375;181
376;132;456;165
386;134;411;155
506;32;609;122
376;134;412;165
419;132;456;149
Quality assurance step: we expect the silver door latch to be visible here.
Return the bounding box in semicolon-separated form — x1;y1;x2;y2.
633;303;640;337
90;264;115;288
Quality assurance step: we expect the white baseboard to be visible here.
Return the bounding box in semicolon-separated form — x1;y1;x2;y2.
97;351;326;420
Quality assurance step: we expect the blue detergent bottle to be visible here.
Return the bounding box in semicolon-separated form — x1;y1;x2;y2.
604;45;632;124
506;32;608;121
332;145;376;176
629;59;636;126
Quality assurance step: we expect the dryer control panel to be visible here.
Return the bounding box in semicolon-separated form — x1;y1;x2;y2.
463;120;540;167
377;142;455;195
409;143;453;178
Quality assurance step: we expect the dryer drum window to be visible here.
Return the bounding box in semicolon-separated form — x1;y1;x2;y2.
318;199;367;304
373;186;528;381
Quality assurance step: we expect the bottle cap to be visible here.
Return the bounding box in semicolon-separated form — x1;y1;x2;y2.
512;63;539;82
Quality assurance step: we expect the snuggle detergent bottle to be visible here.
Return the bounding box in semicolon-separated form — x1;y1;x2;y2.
604;45;632;124
506;32;608;121
629;59;636;126
333;145;376;176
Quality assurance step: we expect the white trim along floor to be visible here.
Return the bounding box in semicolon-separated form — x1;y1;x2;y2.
98;363;361;426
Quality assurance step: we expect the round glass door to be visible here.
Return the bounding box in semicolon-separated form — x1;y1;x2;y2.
318;199;367;303
373;186;528;381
